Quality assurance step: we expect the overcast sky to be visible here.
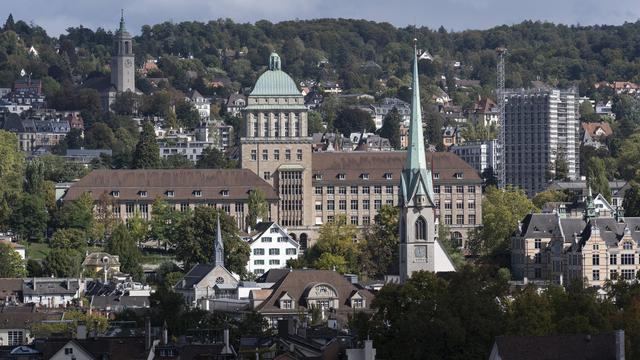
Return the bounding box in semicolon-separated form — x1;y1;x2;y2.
6;0;640;36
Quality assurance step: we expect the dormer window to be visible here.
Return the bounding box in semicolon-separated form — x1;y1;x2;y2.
221;190;229;197
193;190;202;197
167;190;175;197
338;173;346;180
384;173;392;180
111;191;120;198
433;173;440;179
139;191;148;197
454;172;463;179
361;173;369;180
314;174;323;181
281;299;293;309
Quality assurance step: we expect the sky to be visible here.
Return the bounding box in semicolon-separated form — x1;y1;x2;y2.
5;0;640;36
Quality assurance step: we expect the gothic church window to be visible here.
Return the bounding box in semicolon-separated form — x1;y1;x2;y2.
415;217;427;240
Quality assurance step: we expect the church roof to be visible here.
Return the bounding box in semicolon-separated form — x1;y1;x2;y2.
250;53;301;97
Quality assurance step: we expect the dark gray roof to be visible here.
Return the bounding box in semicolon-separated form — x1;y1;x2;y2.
90;296;150;310
22;278;80;296
520;214;561;238
493;331;622;360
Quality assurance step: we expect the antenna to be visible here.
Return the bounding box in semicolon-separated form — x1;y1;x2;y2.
496;47;507;188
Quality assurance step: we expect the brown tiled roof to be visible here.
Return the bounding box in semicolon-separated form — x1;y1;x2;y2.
255;269;374;314
0;305;63;329
0;279;23;300
64;169;279;202
581;122;613;138
312;151;481;185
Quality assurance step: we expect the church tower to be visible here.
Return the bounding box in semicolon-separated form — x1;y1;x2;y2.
214;215;225;267
399;41;455;282
110;10;135;92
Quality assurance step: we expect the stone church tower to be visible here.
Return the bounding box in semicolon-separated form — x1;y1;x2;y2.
110;11;135;93
399;42;456;283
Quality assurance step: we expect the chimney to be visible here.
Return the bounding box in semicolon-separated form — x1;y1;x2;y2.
162;321;168;345
32;278;37;290
364;340;375;360
76;323;87;340
221;328;233;354
615;330;625;360
145;317;152;351
66;279;71;290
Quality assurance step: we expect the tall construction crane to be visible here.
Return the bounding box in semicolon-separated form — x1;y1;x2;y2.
496;47;507;188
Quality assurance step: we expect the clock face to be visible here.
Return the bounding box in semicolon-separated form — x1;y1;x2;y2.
125;59;133;68
414;246;426;258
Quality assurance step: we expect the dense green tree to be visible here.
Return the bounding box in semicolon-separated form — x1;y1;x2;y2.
24;158;46;195
246;189;268;230
107;224;144;281
617;133;640;180
360;205;399;278
175;100;201;129
161;154;194;169
0;130;24;198
84;123;115;149
307;110;325;135
532;189;571;209
132;121;161;169
39;154;88;182
333;108;375;136
378;107;401;149
309;214;360;274
585;156;611;201
10;194;48;242
54;192;93;231
196;147;235;169
26;259;44;277
43;248;82;277
623;181;640;217
0;242;25;277
111;92;138;115
50;228;87;251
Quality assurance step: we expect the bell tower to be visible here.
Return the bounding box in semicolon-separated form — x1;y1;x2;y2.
110;10;135;92
399;40;455;282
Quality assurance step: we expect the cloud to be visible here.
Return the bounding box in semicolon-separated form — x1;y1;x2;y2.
3;0;640;36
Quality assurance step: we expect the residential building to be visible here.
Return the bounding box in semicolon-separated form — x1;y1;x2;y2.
62;169;280;231
504;88;580;196
244;222;300;275
0;279;23;305
249;269;374;327
312;152;482;249
450;140;500;175
398;45;455;282
240;52;313;229
2;117;70;153
0;304;63;346
371;98;410;129
581;121;613;149
511;194;640;287
442;126;462;148
186;90;211;120
468;97;498;126
547;179;628;208
81;252;124;281
489;331;625;360
226;93;246;117
13;79;42;95
21;278;85;308
34;336;151;360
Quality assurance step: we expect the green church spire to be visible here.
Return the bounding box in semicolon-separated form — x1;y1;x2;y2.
406;39;427;172
119;9;126;33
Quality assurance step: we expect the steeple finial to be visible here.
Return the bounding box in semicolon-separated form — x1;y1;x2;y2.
405;39;427;171
119;9;126;33
215;214;225;267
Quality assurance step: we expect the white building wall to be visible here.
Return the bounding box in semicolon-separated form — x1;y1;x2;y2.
247;224;300;275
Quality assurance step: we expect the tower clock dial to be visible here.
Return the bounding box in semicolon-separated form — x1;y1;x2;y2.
125;59;133;68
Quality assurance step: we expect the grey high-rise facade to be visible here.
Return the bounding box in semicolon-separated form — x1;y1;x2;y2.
504;88;579;196
110;12;135;93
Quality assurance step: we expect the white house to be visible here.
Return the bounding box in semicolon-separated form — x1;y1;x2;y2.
245;222;299;276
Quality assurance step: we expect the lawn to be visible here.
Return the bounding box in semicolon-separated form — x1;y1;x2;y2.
25;241;51;260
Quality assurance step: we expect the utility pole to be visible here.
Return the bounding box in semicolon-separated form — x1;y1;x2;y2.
496;47;507;188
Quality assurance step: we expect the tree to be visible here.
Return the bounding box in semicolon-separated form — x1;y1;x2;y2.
107;224;144;281
481;166;499;190
10;194;48;242
43;248;82;277
481;186;538;254
360;205;398;278
307;110;324;135
617;133;640;180
311;214;360;274
246;189;268;230
131;121;160;169
84;123;115;149
50;228;87;251
623;181;640;217
150;199;181;249
26;259;43;277
0;242;25;277
196;147;235;169
586;156;611;201
0;131;25;226
333;108;375;136
4;14;15;31
161;154;194;169
54;192;93;231
111;92;137;115
378;107;401;149
175;207;250;276
554;151;569;180
24;158;46;195
506;286;555;336
175;100;201;129
532;190;571;209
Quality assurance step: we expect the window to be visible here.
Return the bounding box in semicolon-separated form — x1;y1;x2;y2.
285;149;291;160
610;269;618;280
351;216;358;225
374;200;382;210
456;186;464;193
65;348;74;355
534;253;542;264
297;149;303;161
593;269;600;281
593;244;599;250
254;269;265;275
327;200;335;210
254;260;264;265
456;214;464;224
261;237;272;242
338;173;346;180
351;186;358;194
264;171;271;180
363;216;370;225
251;149;257;161
622;254;635;265
221;190;229;197
281;300;293;309
624;241;633;250
384;173;393;180
468;200;476;209
327;186;334;195
126;203;135;215
456;200;464;209
139;191;148;197
352;298;364;308
7;330;23;346
351;200;358;210
444;186;452;193
315;187;323;195
193;190;202;197
327;215;334;222
535;239;542;249
111;191;120;198
592;254;600;266
361;173;369;180
362;186;370;194
444;215;452;225
444;201;452;209
433;185;440;193
269;259;280;265
386;199;394;206
339;186;347;195
180;203;189;212
167;190;175;197
286;248;297;255
469;215;476;225
386;186;393;194
468;186;475;193
433;173;440;179
623;269;636;280
610;254;617;265
274;149;280;160
374;186;382;194
363;200;370;210
269;248;280;255
415;217;427;239
339;200;347;210
253;248;265;255
262;149;268;160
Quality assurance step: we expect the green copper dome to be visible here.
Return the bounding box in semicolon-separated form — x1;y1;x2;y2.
250;53;301;97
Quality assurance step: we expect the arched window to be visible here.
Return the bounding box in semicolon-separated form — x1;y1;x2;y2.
415;217;427;240
125;41;130;54
623;241;633;250
300;233;308;251
452;232;463;248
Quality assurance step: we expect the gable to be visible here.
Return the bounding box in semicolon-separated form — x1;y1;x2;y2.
197;265;239;288
50;341;94;360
